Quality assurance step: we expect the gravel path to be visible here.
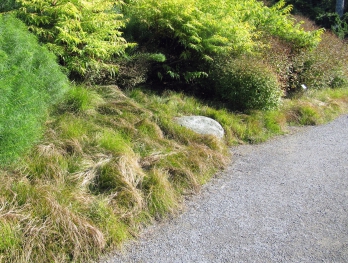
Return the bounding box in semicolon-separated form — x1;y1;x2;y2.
102;115;348;263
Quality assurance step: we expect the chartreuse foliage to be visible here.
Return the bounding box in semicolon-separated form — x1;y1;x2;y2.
0;14;68;165
124;0;323;83
5;0;135;78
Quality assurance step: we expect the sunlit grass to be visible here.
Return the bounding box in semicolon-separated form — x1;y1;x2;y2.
0;84;347;262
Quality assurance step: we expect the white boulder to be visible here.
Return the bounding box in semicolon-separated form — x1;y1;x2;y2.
175;116;224;139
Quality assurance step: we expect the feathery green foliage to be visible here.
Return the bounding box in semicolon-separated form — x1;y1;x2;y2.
4;0;135;79
0;14;68;165
124;0;323;84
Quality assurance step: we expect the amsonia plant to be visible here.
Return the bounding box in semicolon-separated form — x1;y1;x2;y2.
0;14;69;165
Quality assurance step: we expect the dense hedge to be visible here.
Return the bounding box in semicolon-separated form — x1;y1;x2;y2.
0;14;69;165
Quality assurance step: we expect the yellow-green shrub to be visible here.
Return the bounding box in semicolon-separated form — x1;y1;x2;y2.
124;0;322;84
3;0;135;79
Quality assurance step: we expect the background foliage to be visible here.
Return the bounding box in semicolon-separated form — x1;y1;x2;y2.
122;0;323;111
268;0;348;38
262;15;348;93
1;0;325;111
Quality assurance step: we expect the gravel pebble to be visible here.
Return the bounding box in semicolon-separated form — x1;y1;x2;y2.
101;115;348;263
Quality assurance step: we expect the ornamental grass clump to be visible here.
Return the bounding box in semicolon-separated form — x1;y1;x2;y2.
1;82;348;262
0;14;68;165
0;85;231;262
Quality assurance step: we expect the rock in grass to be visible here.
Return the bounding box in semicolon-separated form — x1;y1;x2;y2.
175;116;224;139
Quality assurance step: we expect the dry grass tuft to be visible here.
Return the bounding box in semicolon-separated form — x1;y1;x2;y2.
72;155;112;188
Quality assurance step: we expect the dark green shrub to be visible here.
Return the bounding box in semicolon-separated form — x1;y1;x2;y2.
316;12;341;28
267;0;337;19
268;0;348;38
316;12;348;38
210;57;282;111
0;0;18;12
0;14;69;165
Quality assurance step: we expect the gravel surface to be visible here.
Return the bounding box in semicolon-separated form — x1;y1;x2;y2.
102;115;348;263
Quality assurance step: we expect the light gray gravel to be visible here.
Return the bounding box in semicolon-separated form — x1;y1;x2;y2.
102;115;348;263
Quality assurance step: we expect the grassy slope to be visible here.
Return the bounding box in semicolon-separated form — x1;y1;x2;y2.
1;18;348;263
1;84;348;263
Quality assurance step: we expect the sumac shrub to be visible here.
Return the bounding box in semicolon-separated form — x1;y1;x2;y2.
209;56;282;111
124;0;323;86
0;15;69;165
3;0;135;80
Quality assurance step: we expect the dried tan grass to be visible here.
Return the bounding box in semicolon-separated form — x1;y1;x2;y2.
23;144;67;183
140;151;175;167
72;155;112;188
116;155;146;213
12;186;105;263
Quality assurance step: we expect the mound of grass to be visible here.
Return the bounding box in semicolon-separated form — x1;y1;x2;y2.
0;83;348;262
0;85;230;262
1;7;348;263
0;14;69;165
